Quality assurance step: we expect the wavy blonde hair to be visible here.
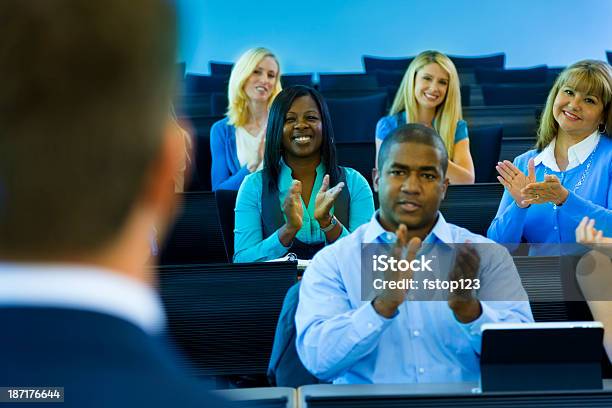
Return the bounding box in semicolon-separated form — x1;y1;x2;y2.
536;60;612;151
227;47;282;127
389;50;462;158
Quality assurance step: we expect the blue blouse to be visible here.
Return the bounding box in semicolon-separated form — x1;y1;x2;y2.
234;162;375;262
209;117;251;191
375;112;469;144
487;136;612;254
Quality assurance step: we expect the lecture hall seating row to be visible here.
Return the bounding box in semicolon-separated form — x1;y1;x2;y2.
160;184;507;265
183;104;537;191
159;256;598;381
214;381;612;408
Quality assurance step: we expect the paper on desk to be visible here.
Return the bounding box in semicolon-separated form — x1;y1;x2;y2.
265;253;311;270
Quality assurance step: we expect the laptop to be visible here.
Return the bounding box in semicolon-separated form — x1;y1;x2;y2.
480;321;604;392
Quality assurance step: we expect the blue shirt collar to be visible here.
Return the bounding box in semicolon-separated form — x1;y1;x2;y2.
364;211;453;245
279;157;325;182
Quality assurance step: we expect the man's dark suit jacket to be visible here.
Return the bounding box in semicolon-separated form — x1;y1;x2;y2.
0;307;231;407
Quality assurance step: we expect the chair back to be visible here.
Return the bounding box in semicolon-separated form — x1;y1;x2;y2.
440;183;504;237
159;192;228;264
326;93;388;142
210;61;234;76
281;74;313;88
469;125;503;183
481;84;550;106
158;262;298;378
475;65;548;84
335;142;375;186
363;55;414;73
184;74;229;94
215;189;238;261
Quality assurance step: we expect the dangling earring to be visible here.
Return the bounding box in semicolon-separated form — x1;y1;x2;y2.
598;123;607;134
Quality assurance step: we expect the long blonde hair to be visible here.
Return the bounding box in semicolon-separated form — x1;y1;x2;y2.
389;50;462;158
536;60;612;151
226;47;282;128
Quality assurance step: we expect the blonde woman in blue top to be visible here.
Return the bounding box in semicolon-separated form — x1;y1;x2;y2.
234;86;374;262
375;50;475;184
488;60;612;253
210;47;282;190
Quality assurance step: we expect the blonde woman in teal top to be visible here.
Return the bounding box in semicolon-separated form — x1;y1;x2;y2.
375;50;475;184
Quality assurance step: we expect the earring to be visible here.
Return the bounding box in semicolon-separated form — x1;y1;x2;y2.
598;123;607;134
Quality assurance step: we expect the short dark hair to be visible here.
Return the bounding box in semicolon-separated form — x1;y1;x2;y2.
263;85;341;191
378;124;449;175
0;0;177;258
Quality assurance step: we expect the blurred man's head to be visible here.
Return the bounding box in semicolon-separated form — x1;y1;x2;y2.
0;0;178;263
373;124;449;235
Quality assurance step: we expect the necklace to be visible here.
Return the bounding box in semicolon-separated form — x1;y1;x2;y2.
543;140;599;209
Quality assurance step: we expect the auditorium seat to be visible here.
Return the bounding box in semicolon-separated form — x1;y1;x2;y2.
463;105;540;138
362;55;414;73
374;69;404;88
181;114;224;191
449;52;506;70
210;61;234;76
513;256;575;322
463;105;539;161
326;93;387;143
481;84;550;106
468;125;503;183
215;189;238;261
159;192;228;264
499;136;537;162
460;85;472;107
335;141;375;186
158;262;298;380
318;73;379;93
281;74;313;88
298;382;612;407
178;93;213;117
184;74;229;94
475;65;548;84
547;66;565;80
210;92;228;116
215;387;296;408
439;183;504;237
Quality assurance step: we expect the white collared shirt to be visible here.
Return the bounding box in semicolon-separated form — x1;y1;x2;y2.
0;263;165;334
533;130;600;172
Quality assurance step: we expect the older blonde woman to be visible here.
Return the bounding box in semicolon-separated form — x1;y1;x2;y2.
210;47;282;190
488;60;612;253
375;50;475;184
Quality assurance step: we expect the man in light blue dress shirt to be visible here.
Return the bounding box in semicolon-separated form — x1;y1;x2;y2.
295;124;533;384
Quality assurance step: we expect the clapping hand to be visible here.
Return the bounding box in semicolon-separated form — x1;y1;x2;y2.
496;159;535;208
282;180;303;232
521;174;569;206
576;217;612;257
447;241;482;323
374;224;422;317
576;217;608;244
314;174;345;225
